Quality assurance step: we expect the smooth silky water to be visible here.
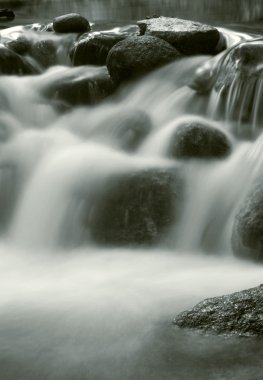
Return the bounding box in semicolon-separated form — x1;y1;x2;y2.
0;1;263;379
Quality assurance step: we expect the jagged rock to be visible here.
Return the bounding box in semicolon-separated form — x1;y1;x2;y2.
72;33;126;66
84;168;181;245
137;17;221;55
46;67;115;106
106;35;180;84
0;45;35;75
174;285;263;337
53;13;90;34
232;181;263;261
168;118;231;159
0;8;15;21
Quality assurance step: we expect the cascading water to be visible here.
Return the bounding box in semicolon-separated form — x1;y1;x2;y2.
0;14;263;380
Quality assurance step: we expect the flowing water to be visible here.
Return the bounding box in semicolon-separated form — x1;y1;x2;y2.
0;2;263;380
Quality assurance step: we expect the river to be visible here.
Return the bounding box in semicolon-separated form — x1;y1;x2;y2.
0;1;263;380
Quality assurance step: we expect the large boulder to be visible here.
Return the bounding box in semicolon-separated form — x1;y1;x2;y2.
167;118;231;159
0;45;35;75
71;33;126;66
232;181;263;261
83;168;181;245
46;67;116;106
53;13;90;34
174;285;263;337
106;35;180;84
137;17;221;55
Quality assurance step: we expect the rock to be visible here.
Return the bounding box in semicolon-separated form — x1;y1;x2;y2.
29;40;57;68
137;17;221;55
215;41;263;92
84;168;181;245
6;35;31;55
168;118;231;159
231;181;263;262
106;35;180;84
47;67;116;106
72;33;126;66
91;108;152;151
174;284;263;337
53;13;90;34
0;45;35;75
214;40;263;127
0;9;15;21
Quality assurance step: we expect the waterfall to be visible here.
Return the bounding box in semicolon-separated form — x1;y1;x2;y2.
1;11;263;380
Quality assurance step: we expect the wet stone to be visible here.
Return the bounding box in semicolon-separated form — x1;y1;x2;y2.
138;16;221;55
0;45;35;75
106;35;180;84
232;180;263;262
0;8;15;21
168;119;231;159
72;33;126;66
46;67;116;107
84;168;182;246
53;13;90;34
174;285;263;337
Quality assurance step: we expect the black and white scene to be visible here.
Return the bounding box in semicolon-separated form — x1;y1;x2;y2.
0;1;263;379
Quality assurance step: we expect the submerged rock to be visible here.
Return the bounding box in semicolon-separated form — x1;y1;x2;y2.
29;40;57;68
91;108;152;151
0;45;35;75
232;181;263;262
6;35;31;55
213;40;263;127
174;285;263;337
47;67;115;106
53;13;90;34
106;35;180;84
137;17;221;55
84;168;181;245
72;33;126;66
168;119;231;159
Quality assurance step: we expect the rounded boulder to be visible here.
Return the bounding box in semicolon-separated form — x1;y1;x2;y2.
106;35;180;84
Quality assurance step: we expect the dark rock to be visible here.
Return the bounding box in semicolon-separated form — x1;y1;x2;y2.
174;284;263;337
232;181;263;262
106;35;180;84
6;35;31;55
47;67;116;107
29;40;57;68
0;45;35;75
215;41;263;92
84;168;181;245
72;33;126;66
53;13;90;34
138;17;221;55
0;9;15;21
168;118;231;159
213;40;263;127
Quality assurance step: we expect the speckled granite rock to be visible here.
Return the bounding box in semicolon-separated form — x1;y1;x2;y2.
137;17;221;55
174;285;263;336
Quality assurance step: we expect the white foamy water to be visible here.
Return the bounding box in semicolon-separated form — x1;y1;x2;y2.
0;23;262;380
